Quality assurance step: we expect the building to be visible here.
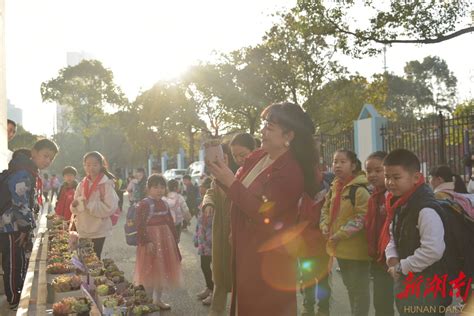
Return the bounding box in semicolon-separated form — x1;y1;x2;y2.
0;0;7;169
56;51;93;133
7;99;22;125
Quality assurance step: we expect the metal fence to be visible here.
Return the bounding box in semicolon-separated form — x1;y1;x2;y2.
380;112;474;178
316;130;354;169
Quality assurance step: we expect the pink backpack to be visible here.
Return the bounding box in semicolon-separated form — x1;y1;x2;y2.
98;183;121;226
439;190;474;219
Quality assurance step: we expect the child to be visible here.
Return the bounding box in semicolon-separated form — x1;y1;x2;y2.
429;165;468;198
0;139;58;310
230;133;256;167
50;174;61;200
383;149;452;315
42;173;51;202
364;151;394;316
165;179;190;243
131;168;147;204
70;151;119;259
55;166;78;221
319;149;371;316
194;177;214;305
134;174;182;310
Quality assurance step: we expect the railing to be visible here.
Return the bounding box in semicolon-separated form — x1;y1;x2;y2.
316;130;355;169
380;112;474;178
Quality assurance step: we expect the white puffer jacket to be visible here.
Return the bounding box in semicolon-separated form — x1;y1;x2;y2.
165;192;190;225
71;174;119;239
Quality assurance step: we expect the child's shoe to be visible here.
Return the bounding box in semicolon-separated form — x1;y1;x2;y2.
202;293;213;306
197;288;211;300
156;300;171;310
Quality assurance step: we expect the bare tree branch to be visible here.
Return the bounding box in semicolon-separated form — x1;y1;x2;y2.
322;12;474;44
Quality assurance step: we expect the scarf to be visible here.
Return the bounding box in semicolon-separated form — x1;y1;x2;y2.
36;175;43;206
329;176;354;233
83;173;104;202
377;175;425;263
366;187;387;260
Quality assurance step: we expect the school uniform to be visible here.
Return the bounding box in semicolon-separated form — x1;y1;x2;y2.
385;184;452;316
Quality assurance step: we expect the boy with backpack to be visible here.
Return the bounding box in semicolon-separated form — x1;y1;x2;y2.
383;149;452;315
0;139;58;310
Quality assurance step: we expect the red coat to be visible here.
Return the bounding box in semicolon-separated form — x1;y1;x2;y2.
55;183;76;220
225;149;304;316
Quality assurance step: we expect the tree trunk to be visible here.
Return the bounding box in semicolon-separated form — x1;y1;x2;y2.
85;136;91;151
188;125;195;163
248;115;258;136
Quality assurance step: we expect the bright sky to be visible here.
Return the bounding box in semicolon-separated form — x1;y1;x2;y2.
5;0;474;136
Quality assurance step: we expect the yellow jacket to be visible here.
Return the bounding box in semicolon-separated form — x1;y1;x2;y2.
320;172;371;261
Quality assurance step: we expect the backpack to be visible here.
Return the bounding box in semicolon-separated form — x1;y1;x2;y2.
124;198;155;246
326;184;370;207
433;199;474;281
0;167;36;215
438;190;474;219
95;180;121;226
0;169;12;215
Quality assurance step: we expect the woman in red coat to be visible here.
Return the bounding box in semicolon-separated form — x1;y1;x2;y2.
208;102;318;316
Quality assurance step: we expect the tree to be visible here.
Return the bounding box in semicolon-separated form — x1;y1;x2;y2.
219;45;288;135
404;56;457;113
41;60;128;150
370;73;433;119
296;0;474;55
50;132;85;176
8;125;39;151
262;9;345;109
123;81;184;164
183;64;233;137
310;76;375;133
164;82;207;161
453;99;474;116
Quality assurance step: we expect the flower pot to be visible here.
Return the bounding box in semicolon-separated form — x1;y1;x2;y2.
53;288;83;303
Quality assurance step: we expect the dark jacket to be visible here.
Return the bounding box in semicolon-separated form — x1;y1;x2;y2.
0;153;39;233
392;184;446;276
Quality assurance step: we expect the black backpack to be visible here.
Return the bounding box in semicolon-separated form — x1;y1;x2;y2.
433;199;474;280
327;184;370;207
0;169;12;215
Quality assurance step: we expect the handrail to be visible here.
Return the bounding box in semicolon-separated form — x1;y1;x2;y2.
16;204;49;316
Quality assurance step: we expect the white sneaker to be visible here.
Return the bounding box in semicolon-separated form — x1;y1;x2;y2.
197;288;211;300
202;293;213;306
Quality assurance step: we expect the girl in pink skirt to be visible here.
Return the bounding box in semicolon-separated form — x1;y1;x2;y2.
134;174;183;310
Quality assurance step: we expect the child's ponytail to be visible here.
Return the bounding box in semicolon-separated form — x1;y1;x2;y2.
453;174;468;193
430;165;468;193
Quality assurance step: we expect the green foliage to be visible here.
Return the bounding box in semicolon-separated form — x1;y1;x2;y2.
404;56;458;113
49;132;84;176
453;99;474;117
41;60;128;149
296;0;474;56
8;125;39;151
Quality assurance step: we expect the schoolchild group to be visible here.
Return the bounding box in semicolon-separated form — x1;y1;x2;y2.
2;102;474;316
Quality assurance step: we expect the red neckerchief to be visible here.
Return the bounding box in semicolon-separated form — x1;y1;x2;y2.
82;173;104;201
366;187;386;260
36;175;43;206
329;176;354;231
377;175;425;263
